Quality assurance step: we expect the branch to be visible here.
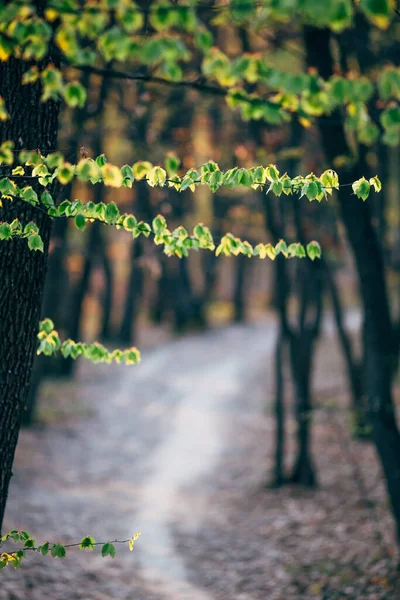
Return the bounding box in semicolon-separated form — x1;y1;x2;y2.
67;63;289;112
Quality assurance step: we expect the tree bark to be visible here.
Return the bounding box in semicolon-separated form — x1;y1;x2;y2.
0;55;59;530
22;215;69;426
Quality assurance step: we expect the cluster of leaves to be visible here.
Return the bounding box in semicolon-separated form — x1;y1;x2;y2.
37;319;141;365
0;146;382;257
0;219;44;251
0;1;398;135
206;53;400;144
0;529;141;569
0;144;382;200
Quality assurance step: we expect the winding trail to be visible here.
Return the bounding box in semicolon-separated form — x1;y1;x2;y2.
2;323;275;599
2;314;360;599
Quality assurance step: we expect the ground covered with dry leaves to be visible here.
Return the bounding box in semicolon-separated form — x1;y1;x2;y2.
2;320;399;599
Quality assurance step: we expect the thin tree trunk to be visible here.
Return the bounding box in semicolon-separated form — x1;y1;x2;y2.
323;258;367;437
233;253;247;322
61;220;102;376
288;332;317;486
118;182;153;343
100;244;114;341
0;53;60;530
119;238;144;344
152;256;169;324
272;331;286;487
288;262;322;487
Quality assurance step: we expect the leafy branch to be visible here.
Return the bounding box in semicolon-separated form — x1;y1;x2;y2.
36;319;141;365
0;530;142;569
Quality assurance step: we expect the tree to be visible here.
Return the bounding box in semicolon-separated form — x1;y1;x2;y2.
0;0;396;566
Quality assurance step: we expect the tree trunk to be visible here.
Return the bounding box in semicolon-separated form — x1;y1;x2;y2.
288;331;317;487
323;258;367;437
233;253;247;322
22;217;70;426
61;221;102;376
0;55;59;531
119;238;144;344
152;256;169;324
271;331;286;487
305;26;400;542
100;243;114;341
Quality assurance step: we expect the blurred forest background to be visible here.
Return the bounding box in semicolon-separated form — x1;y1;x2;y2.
3;2;400;599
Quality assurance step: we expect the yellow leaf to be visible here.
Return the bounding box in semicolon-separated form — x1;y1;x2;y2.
0;40;11;62
299;117;312;128
45;8;59;21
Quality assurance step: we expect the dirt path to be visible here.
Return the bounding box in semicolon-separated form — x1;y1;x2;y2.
3;313;396;599
2;322;276;599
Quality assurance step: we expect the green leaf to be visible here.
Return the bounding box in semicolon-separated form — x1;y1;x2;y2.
360;0;393;29
105;202;120;224
41;191;55;207
74;214;86;230
57;164;75;185
20;186;38;205
28;234;44;252
164;153;181;176
96;154;108;167
275;239;288;257
132;161;153;180
271;180;283;196
195;29;213;51
369;175;382;192
147;166;167;188
40;542;50;556
50;543;66;559
265;165;280;182
306;241;322;261
0;223;12;241
352;177;371;201
0;178;17;196
79;536;96;551
152;214;167;234
101;542;116;558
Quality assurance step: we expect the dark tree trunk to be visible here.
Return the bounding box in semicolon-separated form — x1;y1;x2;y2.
22;216;70;426
0;55;59;530
100;244;114;341
305;27;400;542
271;331;286;487
263;179;321;487
119;182;153;343
173;258;199;332
61;221;102;376
118;238;144;344
23;74;92;424
288;260;322;487
233;253;247;322
152;256;169;324
288;331;317;486
323;259;367;437
197;244;219;325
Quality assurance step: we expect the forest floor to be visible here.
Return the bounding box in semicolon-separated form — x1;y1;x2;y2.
2;314;400;600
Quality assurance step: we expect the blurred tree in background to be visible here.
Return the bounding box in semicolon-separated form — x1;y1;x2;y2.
1;0;400;566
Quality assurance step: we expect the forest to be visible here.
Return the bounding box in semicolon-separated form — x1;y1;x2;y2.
1;0;400;598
